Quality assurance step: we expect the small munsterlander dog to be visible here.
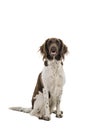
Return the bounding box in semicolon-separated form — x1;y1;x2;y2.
10;38;68;121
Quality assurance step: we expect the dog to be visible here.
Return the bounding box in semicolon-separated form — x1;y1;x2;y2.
10;38;68;121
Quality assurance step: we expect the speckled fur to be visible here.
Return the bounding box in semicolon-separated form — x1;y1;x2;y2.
30;59;65;120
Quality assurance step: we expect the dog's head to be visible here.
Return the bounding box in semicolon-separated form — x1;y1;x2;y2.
40;38;68;61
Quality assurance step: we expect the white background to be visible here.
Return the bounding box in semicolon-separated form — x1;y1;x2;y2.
0;0;87;129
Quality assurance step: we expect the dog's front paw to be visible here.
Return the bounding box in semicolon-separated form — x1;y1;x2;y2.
43;116;51;121
56;111;63;118
39;115;51;121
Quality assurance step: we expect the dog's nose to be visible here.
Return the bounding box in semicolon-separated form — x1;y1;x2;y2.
51;46;56;52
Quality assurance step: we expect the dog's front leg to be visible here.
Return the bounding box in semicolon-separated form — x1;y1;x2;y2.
43;88;50;121
56;96;63;118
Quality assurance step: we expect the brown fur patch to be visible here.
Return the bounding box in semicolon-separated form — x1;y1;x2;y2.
40;44;47;60
44;60;48;66
58;39;68;59
32;73;44;109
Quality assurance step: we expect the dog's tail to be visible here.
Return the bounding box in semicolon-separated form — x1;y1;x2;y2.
9;107;32;113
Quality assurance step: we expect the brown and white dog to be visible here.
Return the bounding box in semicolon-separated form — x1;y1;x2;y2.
10;38;68;121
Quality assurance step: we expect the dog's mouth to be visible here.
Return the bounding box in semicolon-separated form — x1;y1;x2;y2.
49;46;58;57
50;50;57;56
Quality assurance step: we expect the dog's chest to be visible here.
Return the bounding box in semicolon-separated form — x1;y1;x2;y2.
42;60;65;95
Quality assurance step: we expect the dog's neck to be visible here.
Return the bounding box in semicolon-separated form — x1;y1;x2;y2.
44;59;63;67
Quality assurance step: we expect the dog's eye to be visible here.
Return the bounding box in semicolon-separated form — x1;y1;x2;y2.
49;40;52;43
48;40;52;45
46;40;52;47
55;40;58;43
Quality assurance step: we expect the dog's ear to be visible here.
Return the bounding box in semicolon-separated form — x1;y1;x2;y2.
58;39;68;59
39;39;49;60
40;43;45;55
39;43;46;60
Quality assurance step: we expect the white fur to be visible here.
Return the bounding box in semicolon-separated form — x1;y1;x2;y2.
30;59;65;120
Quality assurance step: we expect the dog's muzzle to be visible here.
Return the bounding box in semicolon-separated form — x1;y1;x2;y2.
49;44;58;57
